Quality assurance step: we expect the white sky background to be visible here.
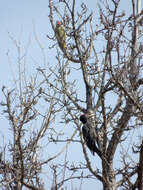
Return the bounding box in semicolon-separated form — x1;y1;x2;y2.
0;0;142;189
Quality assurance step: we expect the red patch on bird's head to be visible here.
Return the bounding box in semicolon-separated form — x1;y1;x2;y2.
56;21;61;26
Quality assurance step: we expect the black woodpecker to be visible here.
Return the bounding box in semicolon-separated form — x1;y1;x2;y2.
80;114;100;156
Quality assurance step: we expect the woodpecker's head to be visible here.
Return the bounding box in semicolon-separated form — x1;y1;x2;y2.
80;114;87;124
56;21;61;27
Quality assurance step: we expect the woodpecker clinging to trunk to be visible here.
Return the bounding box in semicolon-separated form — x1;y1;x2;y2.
80;113;102;156
55;21;66;52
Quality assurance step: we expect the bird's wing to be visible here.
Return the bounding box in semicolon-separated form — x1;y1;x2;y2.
82;125;102;157
82;125;89;141
55;26;60;40
59;26;66;41
82;125;96;155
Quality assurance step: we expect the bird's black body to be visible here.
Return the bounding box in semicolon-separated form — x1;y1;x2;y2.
80;114;100;156
82;125;98;155
80;114;102;157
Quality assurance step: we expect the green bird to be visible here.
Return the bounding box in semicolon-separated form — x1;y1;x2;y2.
55;21;66;52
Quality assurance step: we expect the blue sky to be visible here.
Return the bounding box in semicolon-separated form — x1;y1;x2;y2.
0;0;142;189
0;0;48;82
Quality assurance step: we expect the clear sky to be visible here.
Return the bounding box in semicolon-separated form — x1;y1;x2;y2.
0;0;142;189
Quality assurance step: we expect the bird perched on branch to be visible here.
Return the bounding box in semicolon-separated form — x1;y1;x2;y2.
80;114;102;156
55;21;66;52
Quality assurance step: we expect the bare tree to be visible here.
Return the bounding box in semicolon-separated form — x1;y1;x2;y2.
1;0;143;189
